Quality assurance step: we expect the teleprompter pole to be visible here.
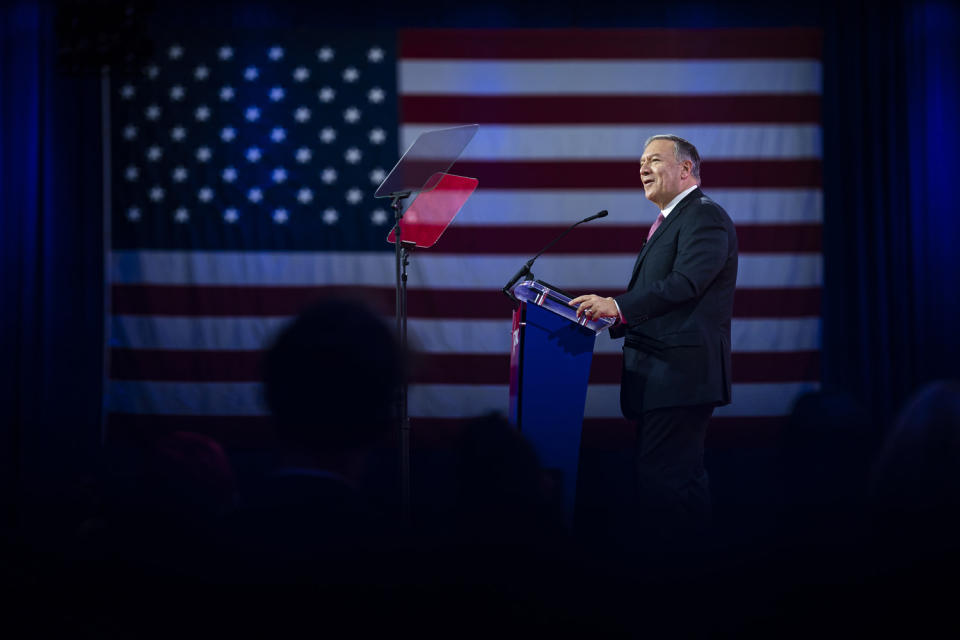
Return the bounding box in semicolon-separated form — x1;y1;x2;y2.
390;191;412;525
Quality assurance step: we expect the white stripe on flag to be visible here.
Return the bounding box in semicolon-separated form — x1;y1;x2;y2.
110;252;822;288
107;380;818;418
110;316;819;353
108;380;268;415
399;60;822;95
454;190;823;226
401;124;822;160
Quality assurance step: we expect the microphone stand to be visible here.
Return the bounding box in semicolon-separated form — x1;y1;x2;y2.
502;210;608;302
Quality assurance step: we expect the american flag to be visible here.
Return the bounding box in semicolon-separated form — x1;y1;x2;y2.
106;28;822;449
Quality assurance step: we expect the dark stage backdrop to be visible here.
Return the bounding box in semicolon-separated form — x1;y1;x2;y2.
2;0;959;530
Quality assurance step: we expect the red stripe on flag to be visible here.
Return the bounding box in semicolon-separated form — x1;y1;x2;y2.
109;349;819;384
105;413;785;450
401;95;822;125
105;413;279;449
430;224;822;254
111;285;821;319
399;29;823;60
411;417;785;449
450;161;822;189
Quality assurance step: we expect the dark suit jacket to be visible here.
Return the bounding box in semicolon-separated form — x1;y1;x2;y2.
609;187;738;418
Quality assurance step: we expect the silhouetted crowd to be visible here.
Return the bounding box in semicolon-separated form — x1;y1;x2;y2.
3;297;960;636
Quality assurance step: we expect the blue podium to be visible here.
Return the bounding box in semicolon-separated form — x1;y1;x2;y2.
508;281;614;527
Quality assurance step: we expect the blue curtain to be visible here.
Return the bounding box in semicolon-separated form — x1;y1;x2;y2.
0;1;104;529
821;0;960;427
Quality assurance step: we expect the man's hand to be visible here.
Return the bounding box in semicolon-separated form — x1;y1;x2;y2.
569;294;619;321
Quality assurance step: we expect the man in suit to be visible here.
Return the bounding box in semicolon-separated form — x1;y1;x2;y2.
570;135;738;542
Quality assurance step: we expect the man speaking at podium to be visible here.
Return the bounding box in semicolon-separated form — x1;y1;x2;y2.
570;135;738;543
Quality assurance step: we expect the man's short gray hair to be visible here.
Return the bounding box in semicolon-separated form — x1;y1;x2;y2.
644;134;701;181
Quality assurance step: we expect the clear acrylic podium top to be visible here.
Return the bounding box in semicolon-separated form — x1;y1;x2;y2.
511;280;615;334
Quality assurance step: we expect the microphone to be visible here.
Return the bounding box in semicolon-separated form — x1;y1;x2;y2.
502;210;609;300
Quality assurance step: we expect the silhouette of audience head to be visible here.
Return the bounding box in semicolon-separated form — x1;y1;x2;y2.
262;297;403;452
870;380;960;549
455;412;564;544
141;430;237;520
778;390;875;516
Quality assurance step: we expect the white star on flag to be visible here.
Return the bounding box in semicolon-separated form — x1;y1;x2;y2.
219;86;235;101
247;188;263;203
271;167;287;183
244;67;259;81
370;209;388;225
270;127;287;142
120;84;135;99
342;67;359;83
268;46;284;61
345;188;363;205
318;87;335;103
245;107;260;121
293;67;310;82
367;87;385;103
123;125;138;140
317;46;334;62
297;188;314;204
195;146;212;162
319;127;336;143
273;208;289;224
174;207;189;223
217;46;233;61
368;128;386;144
146;146;163;161
170;85;185;101
198;187;214;202
343;107;361;123
195;105;211;121
321;167;338;184
367;47;384;62
194;65;210;80
220;126;236;142
223;208;239;223
171;126;187;141
369;167;386;184
172;166;188;182
126;207;141;221
124;165;139;181
168;44;183;59
149;186;165;202
322;208;339;224
144;65;159;79
295;147;312;163
344;147;362;164
269;87;285;102
294;107;311;123
145;105;161;120
246;147;262;162
222;167;238;182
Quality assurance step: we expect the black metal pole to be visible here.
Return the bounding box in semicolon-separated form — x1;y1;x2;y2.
390;192;412;525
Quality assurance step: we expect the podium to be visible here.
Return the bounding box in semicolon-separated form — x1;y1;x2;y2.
508;280;614;527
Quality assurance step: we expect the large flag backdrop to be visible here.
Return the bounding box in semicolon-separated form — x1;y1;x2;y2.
106;28;822;449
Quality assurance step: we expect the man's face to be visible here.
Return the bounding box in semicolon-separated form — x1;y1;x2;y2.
639;139;688;209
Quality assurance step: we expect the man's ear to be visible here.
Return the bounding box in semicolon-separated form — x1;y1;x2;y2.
681;159;693;178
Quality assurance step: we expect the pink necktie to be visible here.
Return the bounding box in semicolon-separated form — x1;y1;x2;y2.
646;212;665;241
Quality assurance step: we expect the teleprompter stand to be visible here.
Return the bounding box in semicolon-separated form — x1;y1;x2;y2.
375;124;479;524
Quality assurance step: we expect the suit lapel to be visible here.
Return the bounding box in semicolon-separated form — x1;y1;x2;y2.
628;187;702;286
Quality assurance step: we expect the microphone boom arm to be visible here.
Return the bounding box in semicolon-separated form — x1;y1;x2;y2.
501;209;608;302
